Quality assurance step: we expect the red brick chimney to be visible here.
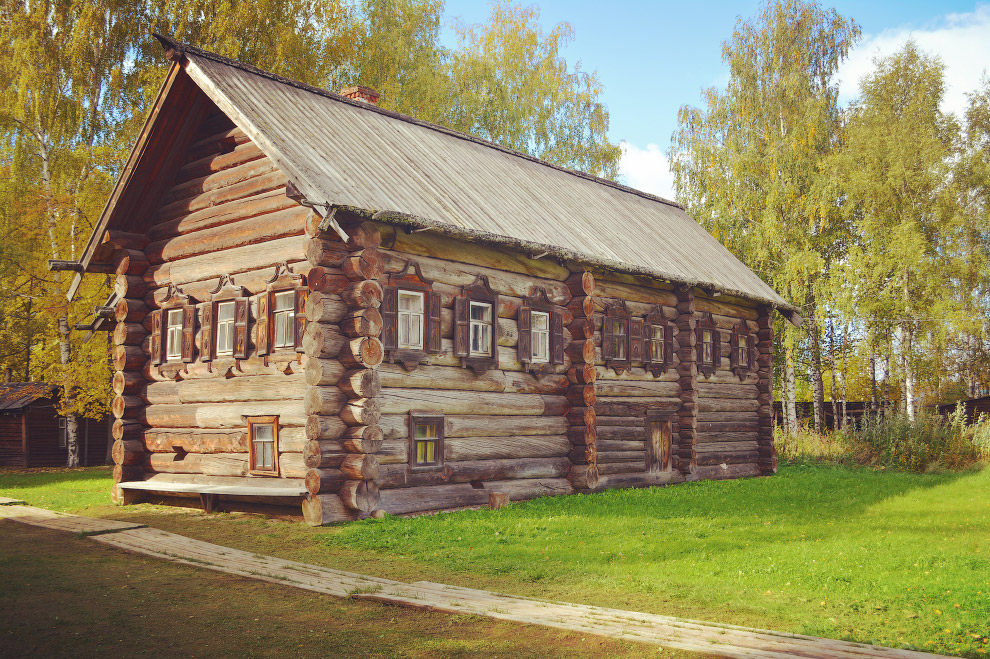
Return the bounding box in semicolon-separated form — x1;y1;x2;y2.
340;85;380;106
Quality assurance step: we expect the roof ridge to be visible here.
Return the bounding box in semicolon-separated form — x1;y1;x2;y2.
151;33;684;211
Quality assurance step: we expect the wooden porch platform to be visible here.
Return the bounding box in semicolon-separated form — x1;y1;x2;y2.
0;504;950;659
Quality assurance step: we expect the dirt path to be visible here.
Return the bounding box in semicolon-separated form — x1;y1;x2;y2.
0;501;950;659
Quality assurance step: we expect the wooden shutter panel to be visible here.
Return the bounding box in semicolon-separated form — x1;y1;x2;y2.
490;295;500;366
381;286;398;351
233;298;249;359
730;328;740;368
643;322;654;365
602;315;614;360
294;288;307;353
200;303;214;362
150;310;163;366
181;305;196;363
696;326;705;363
453;296;469;357
426;291;441;353
550;309;564;365
257;293;270;356
664;324;674;367
517;305;532;363
713;326;722;368
629;318;644;362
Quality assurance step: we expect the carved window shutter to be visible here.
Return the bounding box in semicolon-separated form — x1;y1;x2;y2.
150;310;163;366
602;314;614;360
489;295;500;366
426;291;441;354
665;324;674;368
181;305;197;363
233;298;249;359
730;326;740;368
294;288;307;353
257;293;271;356
643;319;654;366
453;296;469;357
713;324;722;368
550;310;564;365
629;318;644;362
200;302;214;362
381;285;398;351
748;334;757;369
517;304;532;363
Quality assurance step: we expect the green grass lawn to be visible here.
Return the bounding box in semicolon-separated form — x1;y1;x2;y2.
3;463;989;657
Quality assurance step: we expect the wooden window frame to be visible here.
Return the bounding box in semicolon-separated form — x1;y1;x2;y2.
247;415;280;476
258;262;307;358
381;261;440;369
151;283;196;367
517;287;565;372
453;274;499;373
603;302;639;374
165;308;184;361
730;322;756;381
696;312;720;378
531;310;550;362
408;412;444;471
201;274;248;363
644;306;674;377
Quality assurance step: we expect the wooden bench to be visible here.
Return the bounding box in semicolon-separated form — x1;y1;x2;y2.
118;475;307;513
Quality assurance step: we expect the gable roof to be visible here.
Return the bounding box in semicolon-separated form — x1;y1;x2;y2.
83;36;796;314
0;383;54;411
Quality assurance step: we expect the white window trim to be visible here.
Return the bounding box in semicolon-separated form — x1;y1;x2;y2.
397;290;425;350
215;301;236;356
531;310;550;363
469;301;493;357
166;308;183;360
272;291;295;350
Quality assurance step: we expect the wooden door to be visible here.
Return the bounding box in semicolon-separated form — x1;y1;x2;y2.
647;417;672;472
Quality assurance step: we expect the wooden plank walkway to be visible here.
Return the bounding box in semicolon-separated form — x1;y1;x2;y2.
0;496;27;505
0;504;950;659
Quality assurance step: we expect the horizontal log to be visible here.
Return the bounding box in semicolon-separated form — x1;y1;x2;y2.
696;421;760;433
598;450;646;464
565;270;596;297
305;237;350;268
112;395;142;420
379;457;571;489
341;425;383;453
115;249;149;276
342;248;384;281
304;386;346;416
595;365;680;383
344;220;382;250
340;453;380;481
565;385;596;407
340;398;381;427
567;425;596;447
594;397;682;416
378;482;486;515
112;371;145;396
112;439;145;466
597;462;646;475
174;140;265;185
304;358;344;386
697;382;760;399
594;380;680;398
144;374;307;404
445;435;571;462
112;419;142;442
338;337;384;369
158;168;287;226
380;388;564;416
303;322;347;359
115;274;147;299
302;493;357;525
305;291;347;323
696;411;759;423
597;440;646;452
143;429;251;453
378;364;566;395
566;339;595;364
142;400;305;428
595;425;645;441
697;432;760;443
113;464;145;483
696;440;759;453
149;205;306;263
305;415;347;441
339;308;382;339
303;440;346;469
165;154;278;207
113;322;145;347
694;296;759;321
338;369;380;399
305;468;346;495
339;479;380;513
151;186;295;241
378;414;568;440
279;452;308;479
145;452;249;477
377;440;407;465
690;463;761;480
342;279;384;309
698;397;760;413
115;298;148;323
565;406;596;427
567;363;596;385
145;237;306;288
594;278;678;307
567;295;594;319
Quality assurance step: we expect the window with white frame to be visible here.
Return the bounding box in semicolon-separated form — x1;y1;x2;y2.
469;301;493;357
166;308;184;360
248;416;278;474
531;310;550;362
272;291;295;350
215;301;236;356
650;324;665;363
397;290;424;350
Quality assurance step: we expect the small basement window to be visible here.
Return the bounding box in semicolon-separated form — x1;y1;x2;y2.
409;414;444;469
215;301;236;356
248;416;279;475
531;310;550;363
398;290;425;350
166;308;184;361
469;301;493;357
272;291;296;350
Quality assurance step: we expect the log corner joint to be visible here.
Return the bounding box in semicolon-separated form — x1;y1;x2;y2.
286;180;350;243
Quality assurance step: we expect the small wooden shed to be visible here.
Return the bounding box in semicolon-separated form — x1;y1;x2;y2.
0;383;110;467
67;36;800;523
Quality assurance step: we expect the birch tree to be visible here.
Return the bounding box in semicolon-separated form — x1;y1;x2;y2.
669;0;859;433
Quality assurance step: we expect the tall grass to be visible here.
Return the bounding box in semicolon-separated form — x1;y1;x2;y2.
777;406;990;472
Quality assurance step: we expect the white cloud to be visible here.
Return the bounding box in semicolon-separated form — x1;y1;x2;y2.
618;141;675;200
837;5;990;118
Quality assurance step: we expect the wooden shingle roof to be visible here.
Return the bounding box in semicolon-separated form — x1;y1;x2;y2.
83;36;795;314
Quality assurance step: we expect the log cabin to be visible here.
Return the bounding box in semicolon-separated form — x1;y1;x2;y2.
67;35;801;524
0;382;110;468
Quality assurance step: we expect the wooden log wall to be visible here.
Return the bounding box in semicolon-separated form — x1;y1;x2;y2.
113;109;310;505
565;271;599;490
301;220;384;525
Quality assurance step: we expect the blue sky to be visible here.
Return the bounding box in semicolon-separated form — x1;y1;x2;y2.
441;1;990;198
